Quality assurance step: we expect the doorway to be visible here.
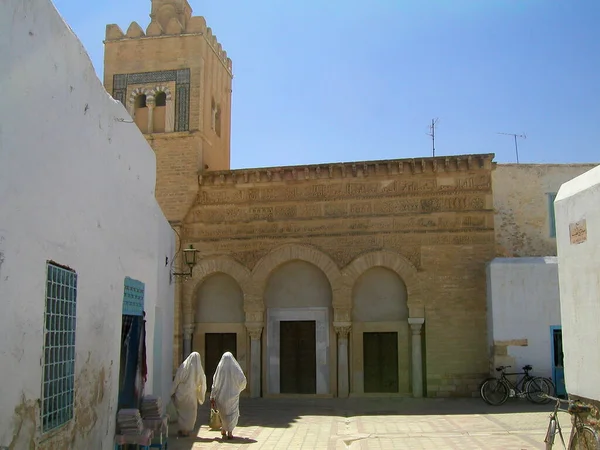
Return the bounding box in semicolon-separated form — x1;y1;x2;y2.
363;332;399;393
205;333;237;390
280;321;316;394
551;326;566;397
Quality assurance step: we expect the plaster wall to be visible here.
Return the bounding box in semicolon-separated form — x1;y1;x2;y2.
0;0;174;447
486;258;561;379
352;267;408;322
195;273;245;323
493;164;596;257
555;165;600;402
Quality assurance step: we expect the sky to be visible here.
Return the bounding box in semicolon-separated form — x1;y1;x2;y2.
53;0;600;169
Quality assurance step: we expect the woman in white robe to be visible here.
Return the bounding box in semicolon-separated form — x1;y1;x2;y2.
210;352;247;440
170;351;207;437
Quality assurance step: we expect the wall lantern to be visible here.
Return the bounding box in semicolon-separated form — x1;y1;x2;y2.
172;244;199;279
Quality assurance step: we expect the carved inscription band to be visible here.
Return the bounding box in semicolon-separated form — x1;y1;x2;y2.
195;176;492;205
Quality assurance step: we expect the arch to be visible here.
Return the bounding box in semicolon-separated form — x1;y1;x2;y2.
252;244;343;302
264;260;333;310
149;86;172;101
352;266;408;322
183;256;251;319
195;272;245;323
129;87;152;107
342;250;420;300
134;94;147;109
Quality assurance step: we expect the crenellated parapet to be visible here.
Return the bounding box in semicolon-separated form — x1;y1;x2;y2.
104;0;232;71
198;154;495;186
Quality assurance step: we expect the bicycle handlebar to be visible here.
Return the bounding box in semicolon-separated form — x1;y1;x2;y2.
540;393;567;403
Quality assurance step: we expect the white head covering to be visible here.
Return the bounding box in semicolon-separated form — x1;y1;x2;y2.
172;351;207;405
211;352;246;401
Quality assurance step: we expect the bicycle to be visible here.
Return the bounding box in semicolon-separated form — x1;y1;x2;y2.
479;364;554;406
543;393;600;449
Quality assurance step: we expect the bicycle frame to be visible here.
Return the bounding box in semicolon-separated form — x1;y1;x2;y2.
544;394;568;449
499;369;534;395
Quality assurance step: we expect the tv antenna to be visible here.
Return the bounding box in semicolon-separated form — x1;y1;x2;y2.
497;132;526;163
426;118;439;157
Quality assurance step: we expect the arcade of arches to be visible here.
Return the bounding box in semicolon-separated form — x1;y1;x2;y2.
181;246;430;398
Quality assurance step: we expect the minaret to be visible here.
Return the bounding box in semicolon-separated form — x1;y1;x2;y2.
103;0;233;223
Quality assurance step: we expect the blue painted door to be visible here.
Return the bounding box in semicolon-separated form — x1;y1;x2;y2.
551;326;566;396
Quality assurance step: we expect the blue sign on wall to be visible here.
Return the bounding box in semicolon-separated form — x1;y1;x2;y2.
122;276;145;316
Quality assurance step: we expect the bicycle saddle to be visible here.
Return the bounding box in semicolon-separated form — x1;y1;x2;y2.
495;365;511;371
523;364;532;371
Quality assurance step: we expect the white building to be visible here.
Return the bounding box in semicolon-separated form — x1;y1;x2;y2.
0;0;175;448
555;164;600;406
486;258;564;394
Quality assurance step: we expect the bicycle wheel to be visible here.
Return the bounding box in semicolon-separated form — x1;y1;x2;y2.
568;425;600;450
526;377;553;404
480;378;509;406
545;418;557;450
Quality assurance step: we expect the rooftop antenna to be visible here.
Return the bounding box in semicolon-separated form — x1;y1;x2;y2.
497;132;527;163
426;118;439;157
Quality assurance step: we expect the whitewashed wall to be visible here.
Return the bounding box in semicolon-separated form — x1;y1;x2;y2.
555;165;600;402
0;0;174;448
486;257;561;378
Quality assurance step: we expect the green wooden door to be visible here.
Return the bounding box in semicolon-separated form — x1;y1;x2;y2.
280;321;316;394
205;333;237;390
363;332;399;393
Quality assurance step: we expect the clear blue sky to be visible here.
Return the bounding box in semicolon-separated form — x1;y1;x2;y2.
54;0;599;169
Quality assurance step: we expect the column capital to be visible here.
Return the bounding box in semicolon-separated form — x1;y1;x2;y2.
246;322;264;341
183;323;194;339
408;317;425;335
333;322;352;338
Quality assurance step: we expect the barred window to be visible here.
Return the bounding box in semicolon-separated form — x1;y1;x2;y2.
42;261;77;433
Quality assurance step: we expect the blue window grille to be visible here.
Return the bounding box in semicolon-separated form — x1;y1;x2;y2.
42;262;77;433
548;192;557;238
122;277;145;316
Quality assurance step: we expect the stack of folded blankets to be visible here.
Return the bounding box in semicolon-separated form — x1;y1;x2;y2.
140;395;162;421
117;409;144;435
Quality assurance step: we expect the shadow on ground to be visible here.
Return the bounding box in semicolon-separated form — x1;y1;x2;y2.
191;396;552;427
168;397;554;449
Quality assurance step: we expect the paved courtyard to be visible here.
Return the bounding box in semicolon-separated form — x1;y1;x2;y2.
168;397;570;450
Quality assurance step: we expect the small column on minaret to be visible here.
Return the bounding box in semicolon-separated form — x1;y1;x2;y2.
334;322;351;398
146;95;155;134
408;318;425;398
182;323;194;360
165;95;175;132
246;323;263;398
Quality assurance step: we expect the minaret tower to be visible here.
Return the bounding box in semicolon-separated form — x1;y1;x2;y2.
104;0;233;222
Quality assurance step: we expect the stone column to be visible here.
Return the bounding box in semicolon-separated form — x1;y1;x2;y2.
408;318;425;398
334;322;351;398
165;98;175;132
246;323;263;398
182;323;194;360
147;99;155;134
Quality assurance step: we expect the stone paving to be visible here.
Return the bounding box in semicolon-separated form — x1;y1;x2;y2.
168;397;571;450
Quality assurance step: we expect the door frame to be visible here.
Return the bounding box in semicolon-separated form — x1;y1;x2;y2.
266;307;330;395
550;325;566;396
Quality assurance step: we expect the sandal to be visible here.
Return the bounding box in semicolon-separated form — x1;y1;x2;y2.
227;432;233;440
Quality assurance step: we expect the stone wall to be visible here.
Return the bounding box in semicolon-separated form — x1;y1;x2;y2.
493;163;597;257
104;0;233;222
179;154;496;397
